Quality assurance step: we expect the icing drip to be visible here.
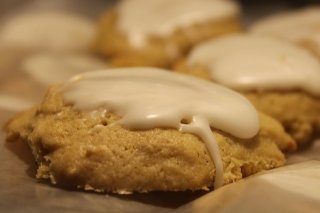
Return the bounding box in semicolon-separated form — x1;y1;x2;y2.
63;68;259;188
179;116;224;188
187;34;320;96
117;0;239;47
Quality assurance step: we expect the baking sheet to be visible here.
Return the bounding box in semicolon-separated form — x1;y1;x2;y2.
1;1;320;212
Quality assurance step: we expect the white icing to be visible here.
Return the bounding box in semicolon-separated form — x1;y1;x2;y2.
117;0;239;47
63;68;260;188
22;53;108;85
0;10;94;51
187;34;320;95
250;7;320;51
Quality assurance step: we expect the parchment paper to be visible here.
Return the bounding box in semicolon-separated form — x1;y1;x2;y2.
1;1;320;212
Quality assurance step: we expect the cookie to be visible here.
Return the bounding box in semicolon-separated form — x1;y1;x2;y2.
174;34;320;145
0;10;94;52
21;52;108;85
250;7;320;58
0;48;108;104
0;95;34;112
5;68;295;193
93;0;241;68
0;47;45;103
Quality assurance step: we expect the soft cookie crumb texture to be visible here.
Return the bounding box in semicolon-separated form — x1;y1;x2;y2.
5;86;293;193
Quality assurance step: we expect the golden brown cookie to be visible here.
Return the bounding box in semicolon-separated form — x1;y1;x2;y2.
0;10;95;52
174;34;320;146
250;7;320;59
93;0;241;68
5;68;295;193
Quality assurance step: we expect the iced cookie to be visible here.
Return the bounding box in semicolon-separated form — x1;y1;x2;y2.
250;7;320;58
0;10;94;52
94;0;241;68
0;95;34;112
22;53;108;85
0;50;107;105
0;47;45;103
5;68;295;193
175;34;320;145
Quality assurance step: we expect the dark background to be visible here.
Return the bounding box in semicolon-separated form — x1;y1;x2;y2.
0;0;320;22
1;0;320;15
239;0;320;23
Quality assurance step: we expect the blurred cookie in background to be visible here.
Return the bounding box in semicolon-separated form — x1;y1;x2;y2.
22;52;108;85
174;34;320;146
0;51;108;109
250;7;320;59
0;10;95;53
0;46;43;104
0;94;34;113
0;6;108;111
94;0;241;68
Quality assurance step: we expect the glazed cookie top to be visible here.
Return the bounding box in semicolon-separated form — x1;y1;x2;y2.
63;68;260;188
250;7;320;48
187;34;320;96
0;11;94;51
116;0;240;47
